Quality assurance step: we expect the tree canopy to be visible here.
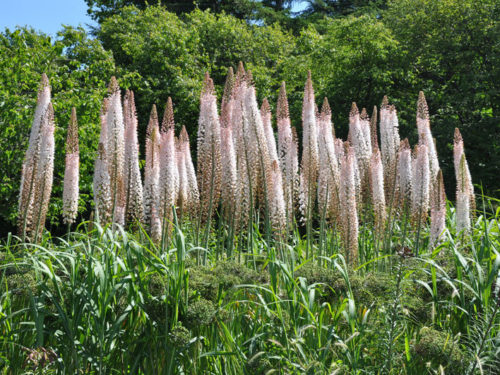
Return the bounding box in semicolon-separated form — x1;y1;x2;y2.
85;0;298;24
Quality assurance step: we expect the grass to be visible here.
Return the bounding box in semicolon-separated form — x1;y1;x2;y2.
1;197;499;374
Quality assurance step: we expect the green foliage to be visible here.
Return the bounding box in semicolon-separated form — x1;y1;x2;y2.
98;6;294;142
188;260;268;302
85;0;295;24
301;0;388;21
281;15;400;139
412;327;464;372
0;199;499;373
1;2;500;372
98;5;400;150
385;0;500;195
0;27;115;233
183;298;216;328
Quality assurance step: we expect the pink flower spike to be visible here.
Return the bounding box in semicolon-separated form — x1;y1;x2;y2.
453;128;475;214
339;143;359;265
62;107;80;225
317;97;340;221
416;91;440;188
123;90;144;224
267;160;287;234
159;97;179;235
18;73;52;238
261;98;279;164
397;139;412;207
143;105;161;238
430;169;446;247
277;82;298;222
105;76;126;226
411;143;430;224
197;73;222;222
299;71;319;224
370;147;386;235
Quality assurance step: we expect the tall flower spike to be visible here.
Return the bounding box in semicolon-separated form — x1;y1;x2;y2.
230;63;247;155
94;143;112;225
370;106;379;150
62;107;79;225
370;147;386;235
99;98;109;146
237;104;252;229
229;71;251;228
27;73;51;158
360;108;372;155
416;91;440;189
411;143;430;224
92;98;112;225
291;127;300;190
18;73;51;238
267;160;287;234
105;76;126;225
317;97;340;221
220;67;235;130
277;81;298;221
339;143;359;265
456;154;471;233
220;123;239;221
453;128;475;214
380;99;400;201
236;61;245;81
176;136;187;215
430;169;446;247
397;139;412;208
31;103;55;240
352;143;362;205
261;98;279;163
161;97;175;134
349;102;371;199
143;105;161;240
245;70;254;86
380;98;393;178
334;138;344;169
197;73;222;222
179;125;199;216
243;77;271;210
159;97;179;236
123;90;144;224
299;71;319;224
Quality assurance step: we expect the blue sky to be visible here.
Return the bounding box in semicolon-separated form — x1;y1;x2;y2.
0;0;308;36
0;0;95;36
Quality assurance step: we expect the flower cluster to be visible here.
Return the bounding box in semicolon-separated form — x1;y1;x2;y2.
18;74;54;240
19;69;475;255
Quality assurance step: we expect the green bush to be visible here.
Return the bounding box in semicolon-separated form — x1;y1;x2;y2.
412;327;464;372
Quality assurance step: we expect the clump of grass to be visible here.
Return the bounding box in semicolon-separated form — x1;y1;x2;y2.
0;203;498;374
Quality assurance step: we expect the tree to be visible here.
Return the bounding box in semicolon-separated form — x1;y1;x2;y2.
301;0;387;17
85;0;293;23
279;15;401;140
385;0;500;195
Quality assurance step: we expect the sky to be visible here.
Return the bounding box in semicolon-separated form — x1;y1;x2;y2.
0;0;308;36
0;0;96;36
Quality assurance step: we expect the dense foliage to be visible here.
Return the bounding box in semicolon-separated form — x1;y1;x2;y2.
1;199;499;373
1;2;500;373
0;0;498;234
